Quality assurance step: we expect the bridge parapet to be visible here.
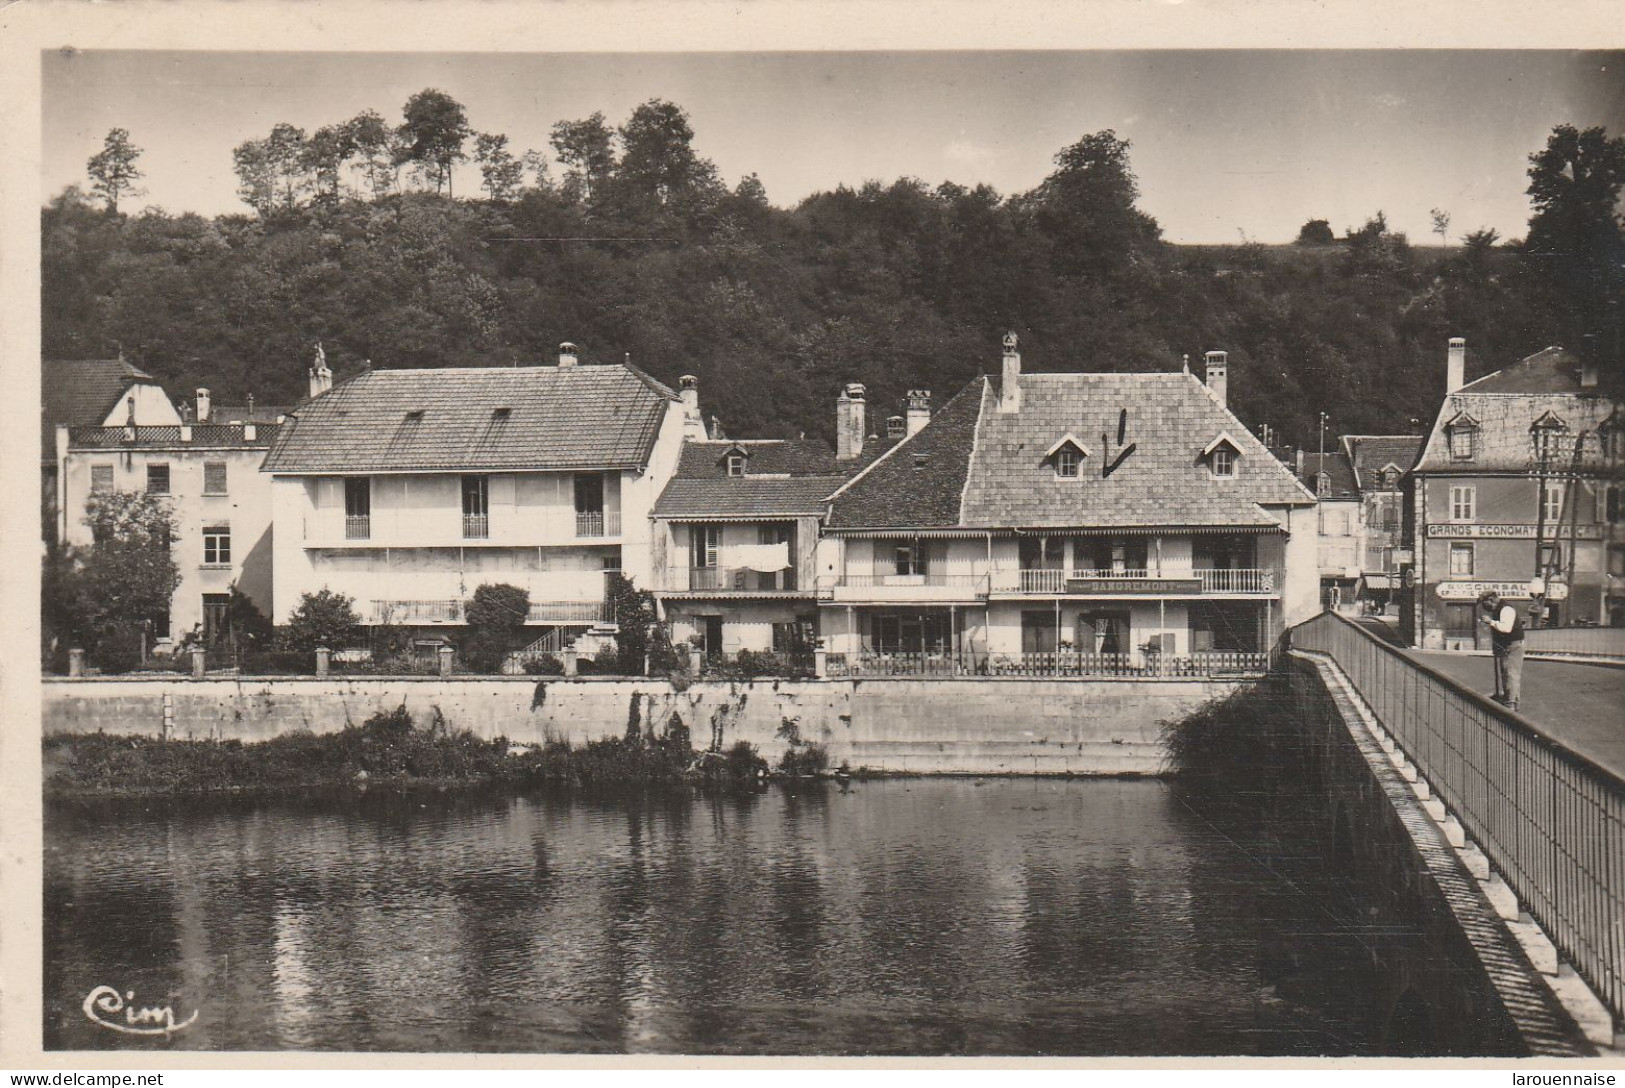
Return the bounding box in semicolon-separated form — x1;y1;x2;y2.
1291;610;1624;1038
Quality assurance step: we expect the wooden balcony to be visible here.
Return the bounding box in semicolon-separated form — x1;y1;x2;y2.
817;572;991;603
671;566;803;594
988;568;1277;595
574;510;621;538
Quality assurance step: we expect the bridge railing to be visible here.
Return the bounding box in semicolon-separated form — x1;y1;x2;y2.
1290;609;1624;1028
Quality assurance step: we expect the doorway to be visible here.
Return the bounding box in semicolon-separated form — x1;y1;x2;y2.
702;616;724;662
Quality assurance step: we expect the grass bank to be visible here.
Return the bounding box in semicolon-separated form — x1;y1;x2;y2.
44;705;775;797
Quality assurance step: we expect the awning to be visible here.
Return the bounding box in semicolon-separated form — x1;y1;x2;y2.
1360;575;1393;591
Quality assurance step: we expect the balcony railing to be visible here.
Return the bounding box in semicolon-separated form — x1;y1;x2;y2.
821;573;990;589
345;515;371;540
462;514;490;539
575;510;621;538
682;566;799;592
823;650;1271;679
1197;568;1274;593
371;599;462;624
527;601;612;624
991;568;1275;594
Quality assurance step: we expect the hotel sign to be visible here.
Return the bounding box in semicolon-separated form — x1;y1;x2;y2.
1065;577;1203;594
1427;523;1602;540
1436;581;1570;601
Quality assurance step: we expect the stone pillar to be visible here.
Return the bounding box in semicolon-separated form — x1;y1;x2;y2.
190;647;206;679
315;646;331;678
437;644;454;676
814;647;828;678
67;648;85;677
561;649;579;677
689;645;704;675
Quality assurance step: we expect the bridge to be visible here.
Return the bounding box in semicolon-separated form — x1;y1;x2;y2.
1291;611;1623;1052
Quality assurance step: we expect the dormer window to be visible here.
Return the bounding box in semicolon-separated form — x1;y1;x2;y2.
1598;409;1624;463
1530;411;1569;463
1314;472;1329;495
1380;466;1401;489
1445;412;1478;461
1044;434;1090;479
726;453;747;477
1202;433;1241;479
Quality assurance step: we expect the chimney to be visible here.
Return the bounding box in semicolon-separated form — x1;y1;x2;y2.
244;422;256;441
1204;351;1228;406
679;375;706;440
905;389;932;436
1295;448;1305;479
836;382;867;462
307;344;333;400
999;332;1022;414
1447;337;1466;393
558;341;579;368
885;415;906;439
1580;334;1599;389
180;424;192;442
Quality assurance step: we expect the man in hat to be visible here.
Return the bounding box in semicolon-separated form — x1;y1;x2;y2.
1478;589;1526;712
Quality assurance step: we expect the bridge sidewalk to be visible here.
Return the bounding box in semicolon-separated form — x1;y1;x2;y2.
1353;618;1625;782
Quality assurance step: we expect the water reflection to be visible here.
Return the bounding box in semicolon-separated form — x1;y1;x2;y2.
45;780;1378;1054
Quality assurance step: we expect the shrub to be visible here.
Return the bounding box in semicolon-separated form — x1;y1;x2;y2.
238;649;312;675
462;583;531;673
523;654;565;676
277;589;361;653
777;743;829;777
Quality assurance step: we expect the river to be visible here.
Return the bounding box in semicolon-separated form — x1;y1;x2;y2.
45;778;1382;1054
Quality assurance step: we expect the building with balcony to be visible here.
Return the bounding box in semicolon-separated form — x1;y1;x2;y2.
262;345;692;641
1342;434;1423;614
1294;449;1364;613
53;404;279;649
1402;340;1622;650
816;336;1319;677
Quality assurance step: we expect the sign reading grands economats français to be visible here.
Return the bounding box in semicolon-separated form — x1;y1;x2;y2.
1426;523;1603;539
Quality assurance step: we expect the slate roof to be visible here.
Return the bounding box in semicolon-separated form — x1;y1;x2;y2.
1414;347;1617;474
653;438;852;518
1297;451;1360;501
41;358;166;459
211;404;292;424
262;364;677;473
830;370;1314;530
1341;435;1423;492
69;424;280;450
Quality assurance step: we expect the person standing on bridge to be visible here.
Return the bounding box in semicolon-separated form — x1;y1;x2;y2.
1478;590;1527;712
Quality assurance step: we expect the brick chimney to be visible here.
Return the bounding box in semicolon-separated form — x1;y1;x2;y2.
905;389;932;435
885;415;906;439
308;343;333;400
837;382;867;462
558;341;579;368
1447;337;1466;393
196;387;211;423
1204;351;1228;406
999;332;1022;414
679;375;706;440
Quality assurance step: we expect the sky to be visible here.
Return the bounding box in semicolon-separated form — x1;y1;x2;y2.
40;49;1625;244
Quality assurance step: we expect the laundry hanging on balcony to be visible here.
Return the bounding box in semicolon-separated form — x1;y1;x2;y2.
723;542;791;573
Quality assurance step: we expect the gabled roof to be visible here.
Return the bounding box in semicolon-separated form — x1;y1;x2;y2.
654;437;852;519
1043;432;1092;459
1340;435;1424;492
68;424;279;450
41;358;169;459
262;364;678;474
1414;346;1617;474
1296;451;1359;501
830;369;1313;531
211;404;292;425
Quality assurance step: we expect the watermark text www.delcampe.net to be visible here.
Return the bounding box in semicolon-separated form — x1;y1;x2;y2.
11;1076;164;1086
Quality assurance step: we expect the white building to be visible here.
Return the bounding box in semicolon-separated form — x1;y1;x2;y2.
815;338;1320;675
1295;449;1364;613
262;345;691;641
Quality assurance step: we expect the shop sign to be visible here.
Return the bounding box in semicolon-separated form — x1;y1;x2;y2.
1065;578;1203;594
1435;580;1569;601
1427;523;1602;540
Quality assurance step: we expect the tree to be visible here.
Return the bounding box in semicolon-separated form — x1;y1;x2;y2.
396;88;472;197
278;589;361;652
1524;124;1625;343
1430;207;1452;248
300;124;357;206
1342;211;1411;278
549;111;617;203
473;133;525;203
461;582;531;672
86;128;145;214
617;99;721;209
347;109;399;198
607;573;661;676
232;123;309;213
78;490;182;668
1295;218;1335;246
1019;129;1162;277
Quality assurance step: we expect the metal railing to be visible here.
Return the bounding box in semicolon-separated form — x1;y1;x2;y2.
1291;610;1624;1026
575;510;621;538
1525;626;1625;660
371;599;462;624
462;514;490;539
1197;568;1274;593
820;572;990;589
988;568;1276;593
526;601;611;624
823;650;1270;679
682;566;799;592
345;514;371;540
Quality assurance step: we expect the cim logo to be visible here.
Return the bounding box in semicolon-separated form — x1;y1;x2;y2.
82;985;198;1037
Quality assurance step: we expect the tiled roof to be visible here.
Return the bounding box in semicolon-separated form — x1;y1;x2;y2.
1297;451;1360;501
654;476;850;519
262;365;677;473
1341;435;1424;491
41;358;165;458
826;379;988;528
68;424;279;450
957;371;1312;529
1414;347;1617;473
211;404;292;424
672;438;844;478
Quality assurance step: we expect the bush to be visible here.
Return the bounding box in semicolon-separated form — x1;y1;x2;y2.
523;654;565;676
238;649;312;675
462;583;531;674
777;743;829;777
277;589;361;653
91;626;143;673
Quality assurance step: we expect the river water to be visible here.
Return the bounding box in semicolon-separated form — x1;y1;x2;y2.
45;779;1382;1054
